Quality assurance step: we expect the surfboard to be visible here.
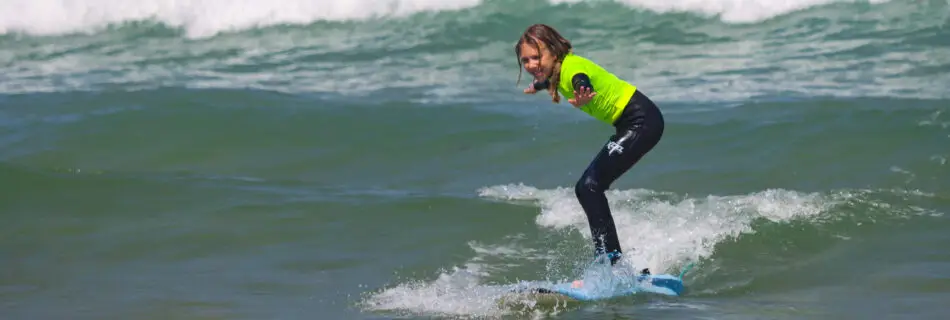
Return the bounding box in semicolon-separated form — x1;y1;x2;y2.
506;263;693;302
509;273;685;301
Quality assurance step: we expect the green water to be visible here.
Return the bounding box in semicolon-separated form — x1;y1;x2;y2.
2;0;949;319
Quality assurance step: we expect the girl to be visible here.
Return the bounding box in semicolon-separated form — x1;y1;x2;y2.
515;24;665;267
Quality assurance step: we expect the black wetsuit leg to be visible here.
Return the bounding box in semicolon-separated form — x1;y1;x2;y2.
574;90;665;265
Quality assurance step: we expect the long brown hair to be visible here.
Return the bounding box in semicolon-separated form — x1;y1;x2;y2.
515;24;573;103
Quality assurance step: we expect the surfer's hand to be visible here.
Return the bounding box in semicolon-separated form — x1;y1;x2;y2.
568;86;596;107
524;85;537;94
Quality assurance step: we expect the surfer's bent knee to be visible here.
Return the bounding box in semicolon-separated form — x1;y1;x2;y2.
574;172;603;198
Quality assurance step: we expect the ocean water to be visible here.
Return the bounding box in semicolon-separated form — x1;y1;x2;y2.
2;0;949;319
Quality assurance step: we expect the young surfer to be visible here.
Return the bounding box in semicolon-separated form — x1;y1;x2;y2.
515;23;665;268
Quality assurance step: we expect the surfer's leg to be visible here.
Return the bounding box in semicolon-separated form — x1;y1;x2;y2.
574;91;665;265
575;149;622;263
575;132;647;264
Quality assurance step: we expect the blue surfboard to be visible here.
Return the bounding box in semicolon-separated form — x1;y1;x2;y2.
509;263;692;301
541;273;684;300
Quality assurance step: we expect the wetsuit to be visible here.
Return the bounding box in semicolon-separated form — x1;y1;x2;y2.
535;53;665;265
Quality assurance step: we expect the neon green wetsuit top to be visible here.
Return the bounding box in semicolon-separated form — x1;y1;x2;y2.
556;53;637;125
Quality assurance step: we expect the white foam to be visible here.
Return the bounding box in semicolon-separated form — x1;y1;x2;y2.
476;184;832;275
362;184;840;318
555;0;892;23
361;263;507;318
0;0;483;38
0;0;892;38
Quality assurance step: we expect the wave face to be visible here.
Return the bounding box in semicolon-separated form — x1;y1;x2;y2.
1;0;948;101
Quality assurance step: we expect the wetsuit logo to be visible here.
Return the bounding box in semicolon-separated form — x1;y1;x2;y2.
606;130;635;156
606;141;624;155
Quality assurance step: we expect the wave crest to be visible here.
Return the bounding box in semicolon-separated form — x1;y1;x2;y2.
1;0;895;38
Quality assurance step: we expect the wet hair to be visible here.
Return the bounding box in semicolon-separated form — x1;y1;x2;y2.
515;24;573;103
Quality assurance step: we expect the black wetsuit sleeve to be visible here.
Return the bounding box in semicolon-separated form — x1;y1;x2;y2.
533;78;550;91
572;73;594;91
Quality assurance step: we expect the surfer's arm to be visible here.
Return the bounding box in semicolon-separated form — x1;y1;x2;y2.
531;73;593;91
532;78;550;91
567;73;596;107
528;73;594;95
571;73;594;92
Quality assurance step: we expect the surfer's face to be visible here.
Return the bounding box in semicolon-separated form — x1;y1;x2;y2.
519;41;555;80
